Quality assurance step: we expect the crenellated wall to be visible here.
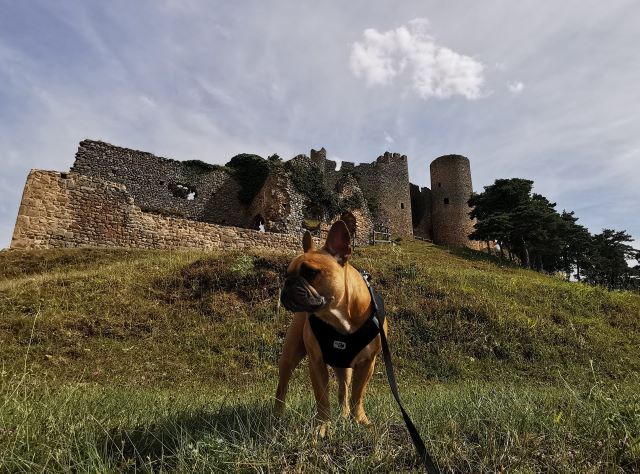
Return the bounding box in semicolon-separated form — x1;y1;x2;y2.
352;152;413;237
286;149;414;238
10;170;309;252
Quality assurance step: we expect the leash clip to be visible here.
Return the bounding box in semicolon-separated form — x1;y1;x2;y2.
360;269;372;286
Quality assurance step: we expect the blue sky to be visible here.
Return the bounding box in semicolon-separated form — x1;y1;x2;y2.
1;0;639;249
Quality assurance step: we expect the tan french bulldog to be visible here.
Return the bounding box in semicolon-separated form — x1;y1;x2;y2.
275;220;387;436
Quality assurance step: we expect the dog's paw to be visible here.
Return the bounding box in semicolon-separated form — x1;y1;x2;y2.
273;400;285;417
318;421;331;438
353;414;370;425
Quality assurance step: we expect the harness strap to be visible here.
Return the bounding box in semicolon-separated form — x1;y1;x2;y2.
361;271;440;474
308;313;380;368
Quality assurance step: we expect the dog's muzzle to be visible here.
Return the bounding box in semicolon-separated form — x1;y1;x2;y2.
280;276;327;312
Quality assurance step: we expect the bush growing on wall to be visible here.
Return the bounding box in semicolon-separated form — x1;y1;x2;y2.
226;154;271;204
285;160;341;217
285;161;371;219
224;153;372;217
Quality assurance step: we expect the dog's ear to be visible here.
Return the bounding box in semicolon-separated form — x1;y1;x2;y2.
302;231;315;253
324;220;352;264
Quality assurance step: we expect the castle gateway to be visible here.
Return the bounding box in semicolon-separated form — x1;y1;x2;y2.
11;140;479;251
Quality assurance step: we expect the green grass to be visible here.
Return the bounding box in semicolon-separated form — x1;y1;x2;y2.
0;242;639;472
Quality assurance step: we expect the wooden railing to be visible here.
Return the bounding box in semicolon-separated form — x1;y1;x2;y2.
372;230;391;244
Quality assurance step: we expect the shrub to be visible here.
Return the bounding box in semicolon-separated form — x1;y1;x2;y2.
226;154;271;204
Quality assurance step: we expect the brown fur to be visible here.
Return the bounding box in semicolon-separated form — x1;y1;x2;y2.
275;221;388;436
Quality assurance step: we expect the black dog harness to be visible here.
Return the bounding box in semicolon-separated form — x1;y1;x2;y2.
308;269;440;474
308;271;385;368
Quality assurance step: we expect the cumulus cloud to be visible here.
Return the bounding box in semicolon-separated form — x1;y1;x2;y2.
508;81;525;94
349;18;485;100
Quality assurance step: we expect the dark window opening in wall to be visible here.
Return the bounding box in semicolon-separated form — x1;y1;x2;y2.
169;182;197;200
60;173;68;179
253;214;265;232
159;180;165;185
400;202;405;209
444;198;450;205
438;182;441;187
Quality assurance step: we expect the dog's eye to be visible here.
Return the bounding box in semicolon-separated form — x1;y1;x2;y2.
300;265;320;281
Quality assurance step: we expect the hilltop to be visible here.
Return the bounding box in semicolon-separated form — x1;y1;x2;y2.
0;242;639;471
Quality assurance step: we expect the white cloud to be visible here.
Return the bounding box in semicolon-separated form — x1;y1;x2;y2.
508;81;525;94
384;132;394;145
349;18;485;100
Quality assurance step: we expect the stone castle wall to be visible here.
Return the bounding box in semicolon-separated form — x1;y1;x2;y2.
336;176;374;246
352;153;413;237
410;184;432;239
306;151;414;238
249;168;306;234
10;139;482;252
10;170;309;252
430;155;477;247
72;140;248;227
284;148;414;238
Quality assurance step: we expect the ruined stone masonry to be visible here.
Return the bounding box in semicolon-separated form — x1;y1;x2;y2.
10;140;479;251
11;170;308;252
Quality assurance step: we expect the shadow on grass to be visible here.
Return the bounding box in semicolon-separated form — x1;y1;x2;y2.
99;401;277;471
98;399;418;472
449;245;516;267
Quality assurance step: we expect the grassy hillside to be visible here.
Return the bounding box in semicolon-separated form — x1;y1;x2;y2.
0;242;639;472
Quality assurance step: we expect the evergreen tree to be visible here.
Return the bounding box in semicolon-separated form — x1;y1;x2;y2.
583;229;637;289
469;179;533;260
558;211;593;281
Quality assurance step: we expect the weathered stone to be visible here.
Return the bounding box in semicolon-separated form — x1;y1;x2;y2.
9;140;479;251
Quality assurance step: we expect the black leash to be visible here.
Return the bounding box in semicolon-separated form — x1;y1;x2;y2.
361;271;440;474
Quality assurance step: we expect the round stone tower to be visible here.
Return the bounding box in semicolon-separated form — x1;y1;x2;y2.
430;154;475;247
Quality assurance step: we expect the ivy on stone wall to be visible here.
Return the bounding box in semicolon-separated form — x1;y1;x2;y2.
285;160;340;217
285;161;370;219
226;154;271;204
222;152;372;215
336;172;379;219
358;188;380;219
339;192;365;212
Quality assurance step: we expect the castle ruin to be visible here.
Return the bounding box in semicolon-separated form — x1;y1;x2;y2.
10;140;479;252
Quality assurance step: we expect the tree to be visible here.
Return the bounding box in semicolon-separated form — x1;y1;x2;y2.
469;178;533;261
509;193;561;270
558;211;593;281
470;179;638;290
583;229;637;289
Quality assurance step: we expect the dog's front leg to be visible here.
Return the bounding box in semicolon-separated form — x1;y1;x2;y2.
304;324;331;436
274;312;307;415
334;367;352;419
308;353;330;436
351;355;377;425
